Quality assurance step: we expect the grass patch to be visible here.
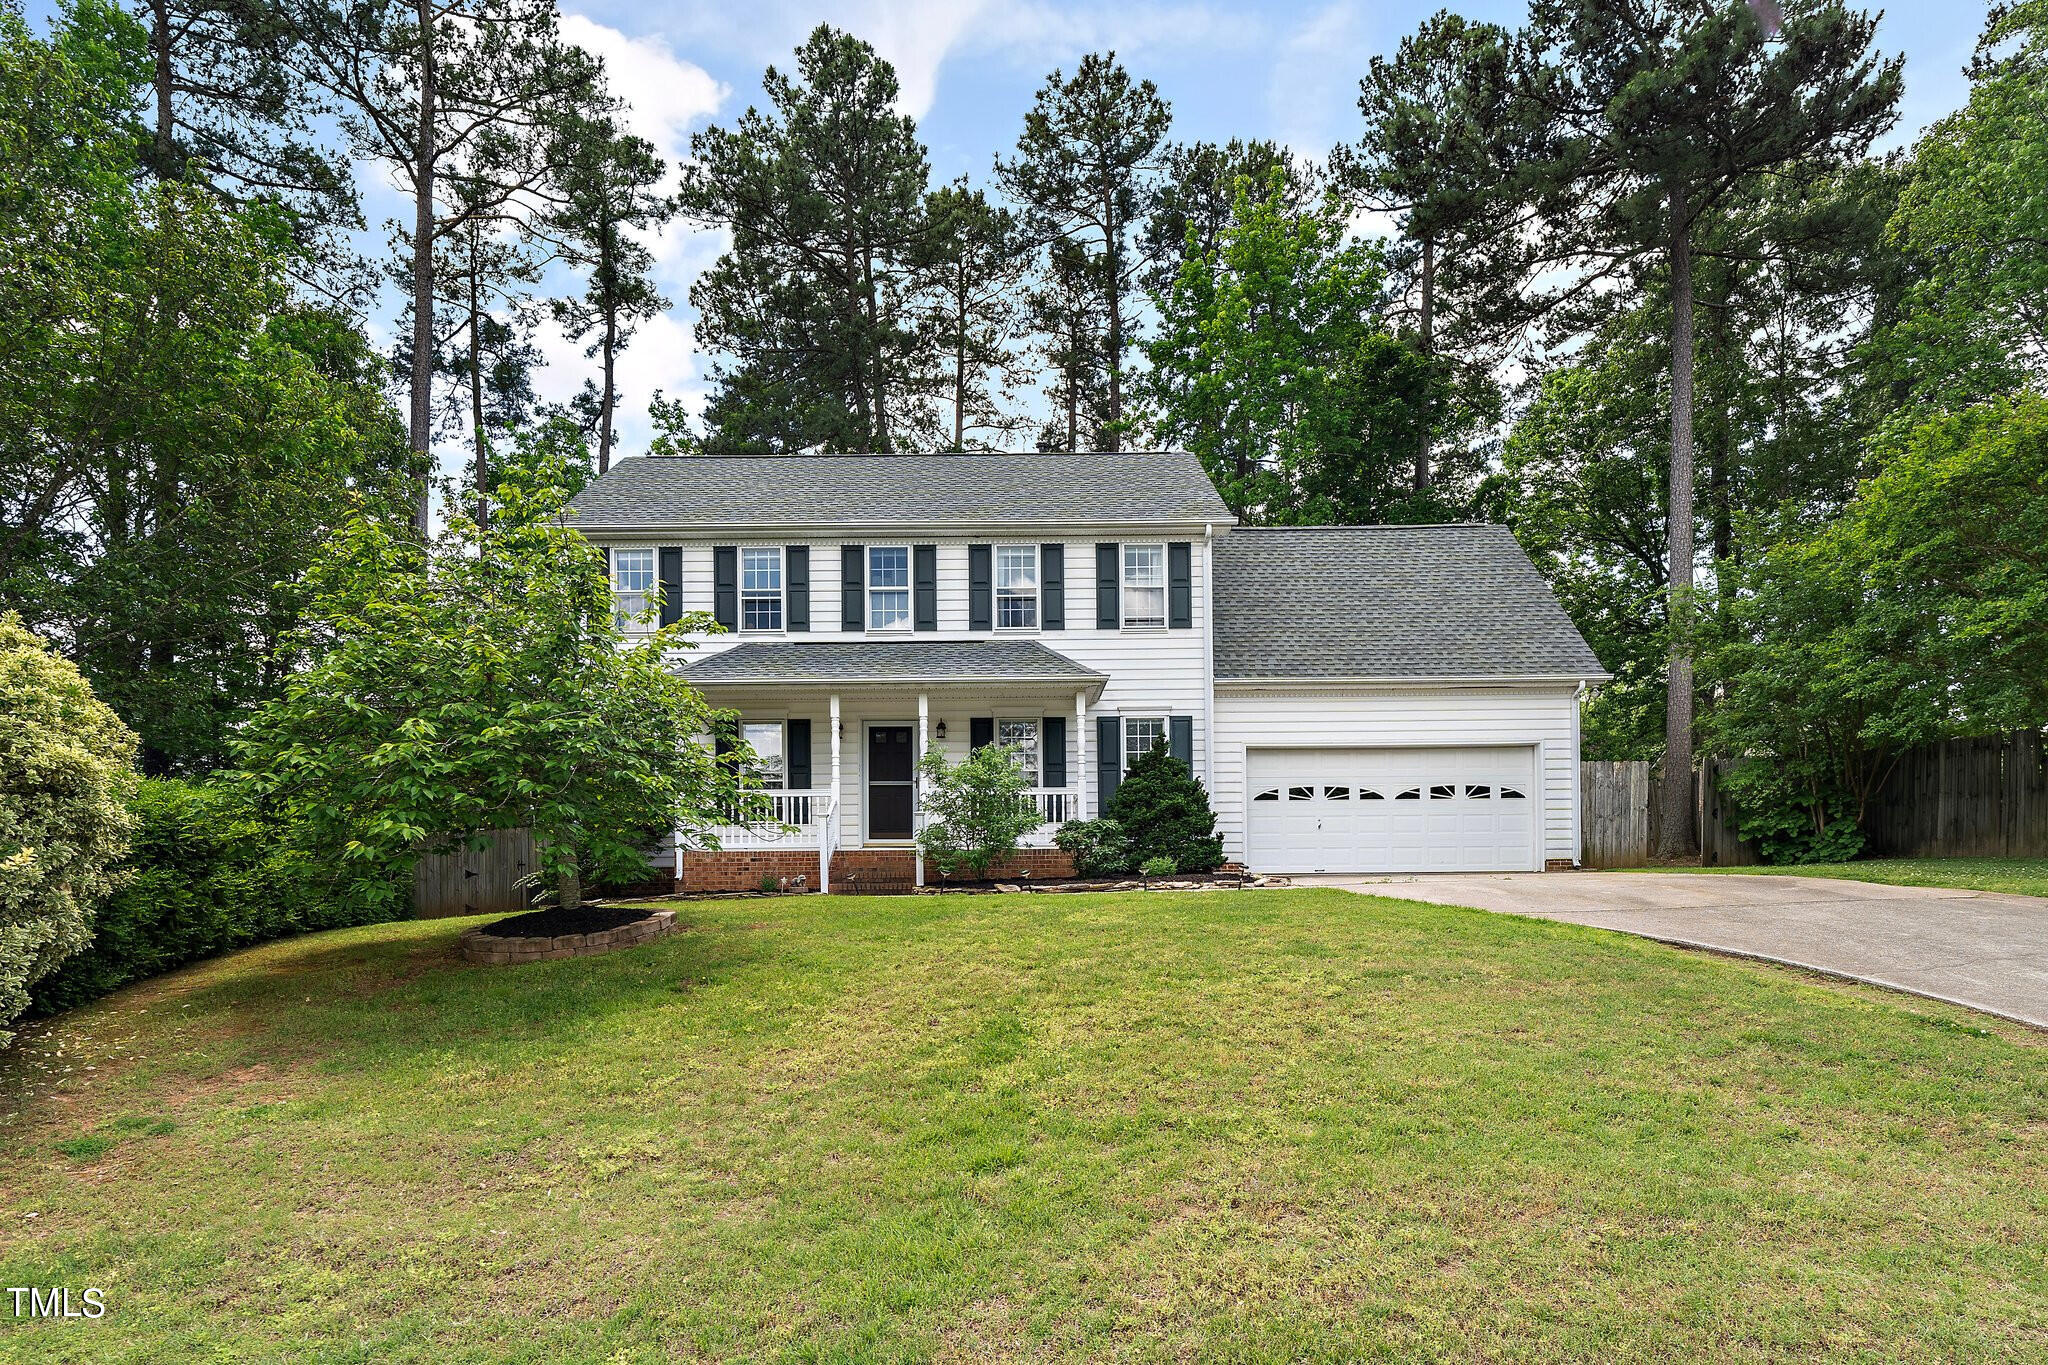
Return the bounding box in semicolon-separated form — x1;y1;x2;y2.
1665;857;2048;899
3;889;2046;1362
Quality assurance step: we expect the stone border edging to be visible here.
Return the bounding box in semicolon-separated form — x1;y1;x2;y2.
459;909;677;966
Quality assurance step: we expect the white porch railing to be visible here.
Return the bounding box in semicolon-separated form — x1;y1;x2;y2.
707;788;830;850
701;787;1079;855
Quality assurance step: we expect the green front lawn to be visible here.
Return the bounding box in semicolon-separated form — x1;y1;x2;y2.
3;890;2045;1362
1667;857;2048;900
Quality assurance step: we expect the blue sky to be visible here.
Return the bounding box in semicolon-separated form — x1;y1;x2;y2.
33;0;1988;461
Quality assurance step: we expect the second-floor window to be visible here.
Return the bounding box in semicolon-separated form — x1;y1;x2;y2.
868;546;910;628
1122;544;1166;629
996;545;1038;629
613;547;654;629
741;547;783;631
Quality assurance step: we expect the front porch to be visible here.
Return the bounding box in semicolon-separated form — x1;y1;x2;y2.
675;640;1108;892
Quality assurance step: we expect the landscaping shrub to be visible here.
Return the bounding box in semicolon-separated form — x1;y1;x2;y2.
1716;762;1868;865
918;743;1042;879
1;614;138;1045
1139;855;1177;879
1105;742;1225;873
28;778;403;1017
1054;819;1133;877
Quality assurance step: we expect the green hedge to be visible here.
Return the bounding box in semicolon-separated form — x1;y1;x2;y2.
29;778;402;1016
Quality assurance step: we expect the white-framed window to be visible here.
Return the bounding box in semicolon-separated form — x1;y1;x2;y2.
741;720;785;789
996;545;1039;629
613;547;655;629
1123;716;1167;771
868;545;910;629
741;547;783;631
1122;544;1166;628
997;717;1041;786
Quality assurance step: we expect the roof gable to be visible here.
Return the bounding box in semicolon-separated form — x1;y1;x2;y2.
566;451;1233;530
1212;524;1607;682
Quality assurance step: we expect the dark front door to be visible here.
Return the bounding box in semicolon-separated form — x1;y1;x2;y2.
867;725;915;840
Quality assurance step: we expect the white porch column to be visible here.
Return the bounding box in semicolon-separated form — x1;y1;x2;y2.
1076;690;1090;820
915;692;929;888
824;693;841;893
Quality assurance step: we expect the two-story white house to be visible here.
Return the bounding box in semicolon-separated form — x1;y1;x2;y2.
567;450;1608;891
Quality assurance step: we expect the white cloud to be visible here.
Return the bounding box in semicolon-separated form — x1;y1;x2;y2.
1266;1;1375;159
561;14;727;162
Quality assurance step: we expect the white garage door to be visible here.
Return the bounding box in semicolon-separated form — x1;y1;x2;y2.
1246;746;1539;874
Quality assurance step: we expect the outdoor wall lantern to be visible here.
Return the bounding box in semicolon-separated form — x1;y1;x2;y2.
934;719;948;740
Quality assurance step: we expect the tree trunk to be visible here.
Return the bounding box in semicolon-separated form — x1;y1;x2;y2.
468;254;487;531
1415;235;1435;494
149;0;174;178
598;229;617;474
1657;183;1699;860
408;0;438;537
556;860;583;910
953;269;967;450
1103;184;1123;452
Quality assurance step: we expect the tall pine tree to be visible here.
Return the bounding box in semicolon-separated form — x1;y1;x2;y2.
999;53;1170;450
680;25;934;454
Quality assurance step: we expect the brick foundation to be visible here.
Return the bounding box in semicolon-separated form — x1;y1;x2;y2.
679;846;1077;894
1544;859;1579;872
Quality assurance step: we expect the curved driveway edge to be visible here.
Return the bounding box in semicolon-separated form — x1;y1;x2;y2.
1296;871;2048;1030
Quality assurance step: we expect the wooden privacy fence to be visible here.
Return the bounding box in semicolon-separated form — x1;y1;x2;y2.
414;829;538;918
1862;731;2048;858
1580;758;1758;869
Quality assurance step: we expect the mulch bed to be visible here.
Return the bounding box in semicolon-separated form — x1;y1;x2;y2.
478;905;655;938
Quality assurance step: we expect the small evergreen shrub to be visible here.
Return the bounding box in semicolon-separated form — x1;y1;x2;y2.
1139;855;1177;879
1054;819;1133;877
917;743;1042;879
28;778;402;1017
1105;742;1225;873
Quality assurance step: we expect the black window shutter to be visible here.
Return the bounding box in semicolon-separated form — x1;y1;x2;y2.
968;544;993;631
657;547;683;626
786;546;810;631
1043;715;1067;787
1041;543;1065;629
601;545;612;577
712;546;738;630
1095;543;1119;629
712;717;736;763
840;545;864;631
970;717;994;751
914;544;938;631
787;718;812;790
1168;541;1192;629
1096;716;1121;814
1169;715;1194;767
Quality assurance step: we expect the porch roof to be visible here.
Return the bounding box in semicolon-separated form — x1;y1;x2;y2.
679;639;1107;689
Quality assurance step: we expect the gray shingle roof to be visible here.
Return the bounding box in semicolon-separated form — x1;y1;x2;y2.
680;639;1107;686
566;452;1233;529
1213;525;1608;682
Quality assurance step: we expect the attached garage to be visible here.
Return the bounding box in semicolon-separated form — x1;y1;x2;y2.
1245;746;1540;874
1208;525;1611;875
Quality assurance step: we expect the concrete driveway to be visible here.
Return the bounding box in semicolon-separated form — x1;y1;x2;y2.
1294;871;2048;1028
